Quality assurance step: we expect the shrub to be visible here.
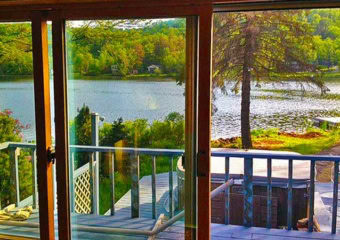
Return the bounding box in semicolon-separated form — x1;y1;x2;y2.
0;109;32;208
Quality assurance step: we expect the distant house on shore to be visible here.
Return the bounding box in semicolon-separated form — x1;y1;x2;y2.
111;65;119;75
147;65;160;73
132;69;139;75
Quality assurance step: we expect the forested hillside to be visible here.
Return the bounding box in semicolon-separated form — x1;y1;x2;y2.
1;11;340;78
0;19;186;80
66;19;186;79
309;9;340;69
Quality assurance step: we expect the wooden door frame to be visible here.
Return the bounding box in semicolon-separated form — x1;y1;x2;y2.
50;4;212;240
197;7;213;240
212;0;340;11
31;12;55;240
0;11;56;240
51;11;72;240
0;2;213;240
5;1;340;240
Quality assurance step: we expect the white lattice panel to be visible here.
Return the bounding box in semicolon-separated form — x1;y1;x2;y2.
74;170;91;214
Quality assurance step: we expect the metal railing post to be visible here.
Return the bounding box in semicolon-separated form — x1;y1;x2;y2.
10;147;20;207
91;113;100;214
267;158;272;229
287;159;293;230
70;151;75;212
169;156;174;218
131;153;140;218
308;160;316;232
110;152;115;216
53;163;57;211
90;153;96;214
152;156;157;219
243;157;253;227
225;157;230;225
332;161;339;234
31;149;38;209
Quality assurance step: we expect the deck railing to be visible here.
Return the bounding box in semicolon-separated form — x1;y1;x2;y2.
212;151;340;233
69;144;183;218
2;142;340;234
0;142;183;220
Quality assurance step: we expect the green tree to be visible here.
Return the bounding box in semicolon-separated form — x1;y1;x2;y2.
69;105;92;167
72;104;92;145
0;23;32;75
214;11;325;149
100;118;128;146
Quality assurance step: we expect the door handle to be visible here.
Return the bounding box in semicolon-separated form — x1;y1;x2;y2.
47;146;56;164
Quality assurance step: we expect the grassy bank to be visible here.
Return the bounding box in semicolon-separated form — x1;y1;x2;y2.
212;128;340;155
257;88;340;101
0;75;33;81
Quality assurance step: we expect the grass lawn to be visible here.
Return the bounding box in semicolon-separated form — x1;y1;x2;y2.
211;128;340;155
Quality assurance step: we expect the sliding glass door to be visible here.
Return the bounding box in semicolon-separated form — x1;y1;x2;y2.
65;18;188;239
51;10;203;238
0;15;56;240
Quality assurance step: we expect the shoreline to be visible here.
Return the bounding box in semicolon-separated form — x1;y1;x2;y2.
0;74;177;82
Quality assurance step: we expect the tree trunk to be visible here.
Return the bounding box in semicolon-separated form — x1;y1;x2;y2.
241;20;255;149
241;64;252;149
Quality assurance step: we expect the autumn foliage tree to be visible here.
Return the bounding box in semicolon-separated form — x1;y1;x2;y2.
213;10;326;149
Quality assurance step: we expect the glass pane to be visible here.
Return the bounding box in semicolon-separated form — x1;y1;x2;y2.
0;22;41;238
65;19;187;239
211;8;340;236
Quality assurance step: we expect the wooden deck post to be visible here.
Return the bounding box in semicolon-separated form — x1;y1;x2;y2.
131;153;140;218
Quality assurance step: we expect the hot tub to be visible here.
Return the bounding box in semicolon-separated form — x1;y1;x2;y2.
177;149;311;229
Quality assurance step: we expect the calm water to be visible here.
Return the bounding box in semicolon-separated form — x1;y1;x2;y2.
1;79;340;141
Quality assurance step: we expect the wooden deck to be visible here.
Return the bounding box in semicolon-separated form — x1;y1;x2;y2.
105;172;178;218
0;172;178;239
315;182;340;233
157;223;340;239
2;173;340;239
2;217;340;239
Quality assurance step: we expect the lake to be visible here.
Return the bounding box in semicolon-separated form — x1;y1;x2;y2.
1;78;340;142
